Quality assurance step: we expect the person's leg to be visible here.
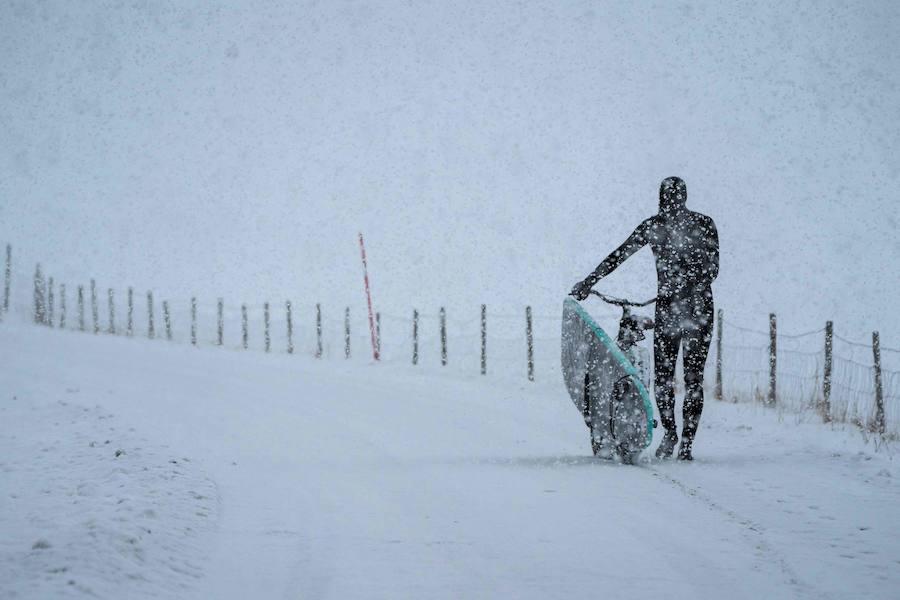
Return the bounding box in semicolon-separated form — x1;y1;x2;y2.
654;325;681;457
678;316;714;459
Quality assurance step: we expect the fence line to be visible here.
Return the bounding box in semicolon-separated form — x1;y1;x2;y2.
834;332;900;354
5;248;898;438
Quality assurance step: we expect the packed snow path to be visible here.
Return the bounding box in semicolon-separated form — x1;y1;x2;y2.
2;324;897;599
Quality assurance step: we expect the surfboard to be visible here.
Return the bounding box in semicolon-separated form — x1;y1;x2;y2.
560;297;654;458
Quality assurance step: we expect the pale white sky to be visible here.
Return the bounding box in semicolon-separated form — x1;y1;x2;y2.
2;0;898;341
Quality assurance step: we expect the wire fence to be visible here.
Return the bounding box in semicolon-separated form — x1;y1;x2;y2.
717;316;898;437
6;243;897;439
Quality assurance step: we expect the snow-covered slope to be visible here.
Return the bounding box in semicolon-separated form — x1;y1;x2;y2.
0;399;217;599
2;322;897;599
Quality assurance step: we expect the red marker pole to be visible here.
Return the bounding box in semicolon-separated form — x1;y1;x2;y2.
359;233;380;361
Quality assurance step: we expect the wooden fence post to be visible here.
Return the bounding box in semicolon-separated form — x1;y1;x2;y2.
163;301;172;341
481;304;487;375
822;321;833;421
316;303;323;358
77;285;85;331
412;309;419;365
286;300;294;354
3;244;10;313
241;304;248;349
526;306;534;382
714;308;723;400
33;264;45;324
59;284;67;329
127;287;134;336
375;312;381;356
768;313;777;406
344;307;351;359
872;331;885;435
440;307;447;366
107;289;116;334
47;277;55;327
90;279;99;334
147;291;155;339
190;297;197;346
264;302;270;353
217;298;224;346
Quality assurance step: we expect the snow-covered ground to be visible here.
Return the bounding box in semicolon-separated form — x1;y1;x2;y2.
0;399;217;599
1;321;897;599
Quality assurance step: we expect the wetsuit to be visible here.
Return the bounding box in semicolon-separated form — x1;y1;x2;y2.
572;177;719;453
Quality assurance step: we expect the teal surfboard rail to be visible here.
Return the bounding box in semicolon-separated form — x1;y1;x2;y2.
564;297;654;448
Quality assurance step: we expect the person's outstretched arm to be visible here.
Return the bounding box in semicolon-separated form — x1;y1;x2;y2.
571;219;651;299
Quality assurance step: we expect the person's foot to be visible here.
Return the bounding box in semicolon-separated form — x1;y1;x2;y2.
591;432;617;459
655;430;678;459
677;440;693;461
592;438;614;459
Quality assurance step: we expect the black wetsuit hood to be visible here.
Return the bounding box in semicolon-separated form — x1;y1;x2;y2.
659;176;687;216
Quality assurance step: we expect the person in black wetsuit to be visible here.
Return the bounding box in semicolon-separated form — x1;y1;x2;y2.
571;176;719;460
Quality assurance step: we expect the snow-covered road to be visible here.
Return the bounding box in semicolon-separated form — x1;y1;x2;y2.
2;323;897;599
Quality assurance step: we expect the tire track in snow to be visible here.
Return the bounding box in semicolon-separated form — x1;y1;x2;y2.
647;467;825;600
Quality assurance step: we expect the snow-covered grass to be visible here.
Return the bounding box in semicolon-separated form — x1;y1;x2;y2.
1;320;898;599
